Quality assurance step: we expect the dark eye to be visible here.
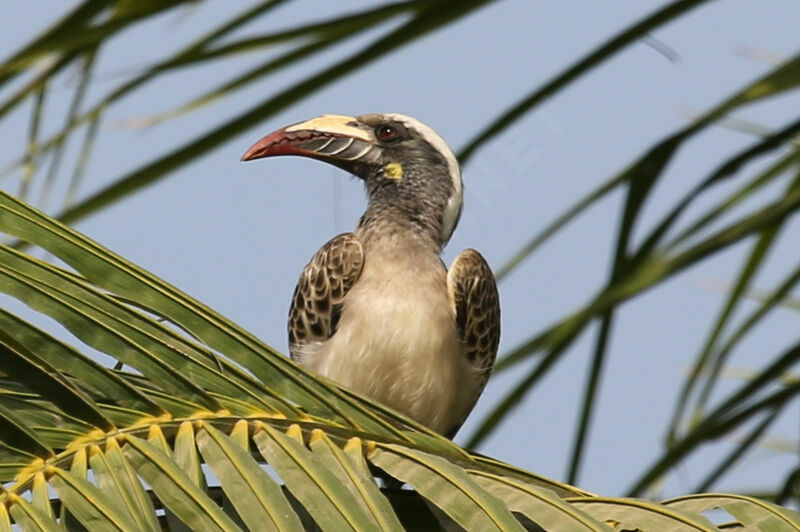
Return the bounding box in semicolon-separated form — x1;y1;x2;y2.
376;125;399;142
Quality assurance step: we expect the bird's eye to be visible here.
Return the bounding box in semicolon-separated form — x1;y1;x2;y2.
376;125;399;142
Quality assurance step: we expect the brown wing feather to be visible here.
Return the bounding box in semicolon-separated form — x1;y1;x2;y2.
288;233;364;364
445;248;500;437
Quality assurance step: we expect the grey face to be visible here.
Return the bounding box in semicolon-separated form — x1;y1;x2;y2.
351;114;453;193
341;114;462;246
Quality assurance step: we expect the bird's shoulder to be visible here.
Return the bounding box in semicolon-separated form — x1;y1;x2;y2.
446;248;500;369
288;233;364;362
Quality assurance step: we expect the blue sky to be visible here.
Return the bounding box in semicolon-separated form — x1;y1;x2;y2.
2;0;800;498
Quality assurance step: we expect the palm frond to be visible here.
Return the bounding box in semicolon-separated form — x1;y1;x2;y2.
0;191;795;529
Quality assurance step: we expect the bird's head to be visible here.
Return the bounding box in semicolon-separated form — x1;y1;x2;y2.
242;113;463;248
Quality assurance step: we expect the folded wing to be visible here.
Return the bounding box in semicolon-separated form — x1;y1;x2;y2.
445;248;501;437
288;233;364;365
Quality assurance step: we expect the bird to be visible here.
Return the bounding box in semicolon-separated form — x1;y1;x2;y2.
241;113;499;438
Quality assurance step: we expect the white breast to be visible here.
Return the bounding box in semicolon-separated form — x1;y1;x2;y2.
307;248;473;434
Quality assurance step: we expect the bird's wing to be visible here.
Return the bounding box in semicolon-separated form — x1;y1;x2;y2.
288;233;364;364
445;248;500;437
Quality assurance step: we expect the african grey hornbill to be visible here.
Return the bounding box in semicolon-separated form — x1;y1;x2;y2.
242;113;500;438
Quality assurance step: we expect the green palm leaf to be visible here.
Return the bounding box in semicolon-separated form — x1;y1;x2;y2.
1;185;796;528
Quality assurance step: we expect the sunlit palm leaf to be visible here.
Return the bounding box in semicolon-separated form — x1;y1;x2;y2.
196;421;305;531
567;497;718;531
664;493;800;530
1;187;794;528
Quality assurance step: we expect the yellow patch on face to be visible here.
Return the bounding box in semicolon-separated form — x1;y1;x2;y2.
383;162;403;181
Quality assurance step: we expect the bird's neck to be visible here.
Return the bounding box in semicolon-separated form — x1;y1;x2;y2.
356;201;444;255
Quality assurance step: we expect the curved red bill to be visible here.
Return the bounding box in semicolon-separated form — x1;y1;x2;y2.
241;128;330;161
242;128;375;164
